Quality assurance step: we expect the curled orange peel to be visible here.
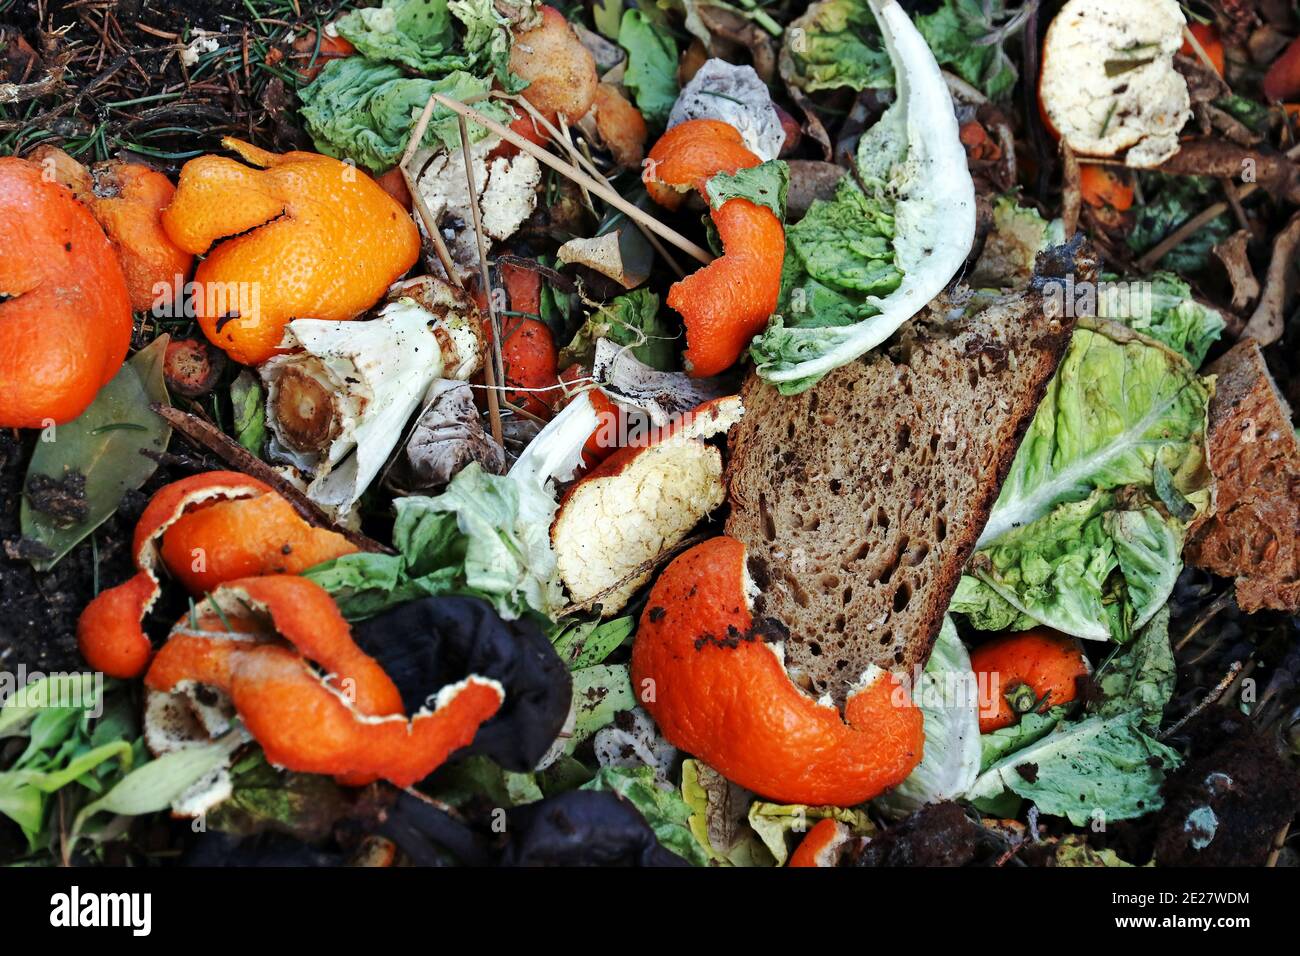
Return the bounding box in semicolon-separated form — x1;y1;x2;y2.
160;137;420;365
146;576;503;787
77;471;356;679
630;536;925;806
643;120;784;377
788;818;851;868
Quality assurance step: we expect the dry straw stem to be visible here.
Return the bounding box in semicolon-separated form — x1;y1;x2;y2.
504;92;688;278
457;111;506;445
426;91;713;266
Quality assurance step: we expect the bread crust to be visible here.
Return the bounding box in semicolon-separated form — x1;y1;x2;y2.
725;292;1074;702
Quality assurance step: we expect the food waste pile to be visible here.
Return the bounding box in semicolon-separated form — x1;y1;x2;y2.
0;0;1298;868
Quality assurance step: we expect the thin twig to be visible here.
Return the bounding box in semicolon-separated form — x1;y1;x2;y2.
426;91;713;265
504;93;688;278
457;113;505;447
1159;660;1244;741
150;402;393;555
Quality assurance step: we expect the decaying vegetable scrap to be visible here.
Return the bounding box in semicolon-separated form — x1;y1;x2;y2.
4;0;1300;873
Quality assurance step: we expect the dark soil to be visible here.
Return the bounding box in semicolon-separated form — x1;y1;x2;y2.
855;802;1016;867
0;431;164;673
1154;711;1300;866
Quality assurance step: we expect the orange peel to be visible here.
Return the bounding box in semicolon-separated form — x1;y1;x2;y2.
630;536;925;806
161;137;420;365
28;146;194;313
77;471;356;679
0;156;133;427
969;628;1089;734
788;818;851;868
643;119;784;377
146;576;502;787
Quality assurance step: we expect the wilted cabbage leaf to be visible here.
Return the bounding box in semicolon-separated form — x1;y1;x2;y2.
299;57;509;171
955;322;1211;641
782;0;893;93
875;617;981;818
304;462;562;620
752;0;974;392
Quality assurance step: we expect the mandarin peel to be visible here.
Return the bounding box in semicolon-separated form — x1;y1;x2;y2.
630;536;925;806
160;137;420;365
147;577;503;787
77;471;356;679
788;818;851;868
0;157;133;427
643;120;784;377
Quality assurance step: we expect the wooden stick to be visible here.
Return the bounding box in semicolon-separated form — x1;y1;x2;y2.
150;403;394;555
426;91;713;266
457;113;505;447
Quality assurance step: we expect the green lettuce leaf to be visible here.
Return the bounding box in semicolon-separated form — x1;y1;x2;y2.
1092;606;1176;731
949;575;1039;633
704;159;790;220
335;0;460;73
334;0;524;84
304;463;561;620
619;9;678;126
979;706;1069;773
1096;272;1224;369
583;766;706;865
558;289;677;371
299;58;509;171
968;711;1181;826
782;0;893;93
876;617;981;817
959;323;1211;641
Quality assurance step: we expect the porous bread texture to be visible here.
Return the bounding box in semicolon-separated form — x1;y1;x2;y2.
1186;339;1300;612
552;397;742;615
725;295;1074;702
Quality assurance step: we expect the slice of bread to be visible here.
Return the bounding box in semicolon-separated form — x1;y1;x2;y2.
725;274;1079;702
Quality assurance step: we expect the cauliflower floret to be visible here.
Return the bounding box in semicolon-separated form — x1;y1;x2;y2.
1040;0;1191;168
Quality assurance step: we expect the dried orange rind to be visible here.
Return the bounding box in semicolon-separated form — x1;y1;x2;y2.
146;577;503;787
643;119;784;377
77;471;356;678
29;146;194;313
630;536;925;806
161;137;420;365
0;157;133;427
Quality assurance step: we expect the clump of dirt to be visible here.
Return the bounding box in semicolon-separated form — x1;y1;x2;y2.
855;802;1016;867
1154;710;1300;866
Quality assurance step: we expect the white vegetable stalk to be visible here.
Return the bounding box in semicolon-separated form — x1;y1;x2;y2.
262;298;457;520
762;0;975;385
507;389;600;494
